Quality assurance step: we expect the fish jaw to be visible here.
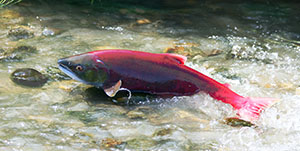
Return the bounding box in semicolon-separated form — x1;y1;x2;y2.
57;59;87;84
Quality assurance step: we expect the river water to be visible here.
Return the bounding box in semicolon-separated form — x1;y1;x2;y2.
0;0;300;150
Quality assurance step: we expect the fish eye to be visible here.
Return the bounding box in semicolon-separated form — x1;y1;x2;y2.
76;65;83;71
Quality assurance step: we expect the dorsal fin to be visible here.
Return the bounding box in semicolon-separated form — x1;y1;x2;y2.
223;83;230;88
162;53;187;64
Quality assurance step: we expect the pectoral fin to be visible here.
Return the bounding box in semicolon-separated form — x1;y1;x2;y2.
103;80;122;97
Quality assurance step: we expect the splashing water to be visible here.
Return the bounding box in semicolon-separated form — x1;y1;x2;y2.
0;0;300;150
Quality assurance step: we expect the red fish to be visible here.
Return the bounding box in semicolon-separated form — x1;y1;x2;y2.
58;49;278;121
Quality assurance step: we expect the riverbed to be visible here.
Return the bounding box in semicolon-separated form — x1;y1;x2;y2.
0;0;300;150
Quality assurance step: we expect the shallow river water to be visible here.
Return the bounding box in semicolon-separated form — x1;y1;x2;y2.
1;0;300;150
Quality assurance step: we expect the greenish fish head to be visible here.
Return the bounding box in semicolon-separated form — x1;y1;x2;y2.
58;53;109;87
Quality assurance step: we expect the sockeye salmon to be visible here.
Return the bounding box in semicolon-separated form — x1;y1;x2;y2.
58;49;278;121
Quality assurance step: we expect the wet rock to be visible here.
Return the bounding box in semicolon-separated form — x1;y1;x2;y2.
183;141;218;151
12;45;36;55
0;48;4;54
101;138;125;149
0;45;37;61
0;10;20;19
226;44;275;64
45;66;71;81
58;80;82;92
163;42;198;56
66;111;96;123
136;19;151;24
213;67;240;80
93;103;128;115
126;110;146;119
224;117;255;127
42;27;55;36
10;68;48;87
163;41;214;59
0;10;24;24
126;106;155;119
152;128;173;137
28;115;85;128
148;108;209;126
126;137;156;149
7;26;34;41
206;49;223;56
176;109;209;123
164;46;186;54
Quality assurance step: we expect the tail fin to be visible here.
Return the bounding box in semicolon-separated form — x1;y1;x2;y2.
236;97;279;121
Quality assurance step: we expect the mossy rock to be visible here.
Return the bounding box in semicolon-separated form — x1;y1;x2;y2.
0;45;37;62
45;66;71;81
126;137;156;149
101;138;126;149
224;117;255;127
7;27;34;41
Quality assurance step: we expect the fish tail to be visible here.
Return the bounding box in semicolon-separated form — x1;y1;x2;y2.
235;97;279;121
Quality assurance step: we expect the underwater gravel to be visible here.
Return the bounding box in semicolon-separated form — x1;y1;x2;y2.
0;0;300;151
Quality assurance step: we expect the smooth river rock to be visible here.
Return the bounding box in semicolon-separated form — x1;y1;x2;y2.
10;68;48;87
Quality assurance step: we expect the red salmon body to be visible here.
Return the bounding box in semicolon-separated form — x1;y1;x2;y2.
58;49;278;121
90;50;236;99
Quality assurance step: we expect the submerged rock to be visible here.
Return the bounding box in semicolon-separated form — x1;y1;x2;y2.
126;110;146;119
163;42;198;56
10;68;48;87
0;10;21;19
7;26;34;41
45;66;71;81
0;10;24;25
101;138;125;149
226;44;277;64
152;128;173;137
66;111;96;123
212;67;240;80
0;45;37;62
224;117;255;127
136;19;151;24
126;137;156;149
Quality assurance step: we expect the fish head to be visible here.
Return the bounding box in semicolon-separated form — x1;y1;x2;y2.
58;53;109;87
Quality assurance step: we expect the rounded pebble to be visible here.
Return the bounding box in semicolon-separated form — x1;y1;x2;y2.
10;68;48;87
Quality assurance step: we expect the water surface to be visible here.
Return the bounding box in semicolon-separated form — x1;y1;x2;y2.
0;0;300;150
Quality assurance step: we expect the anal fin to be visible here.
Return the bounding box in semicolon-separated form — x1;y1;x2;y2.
104;80;122;97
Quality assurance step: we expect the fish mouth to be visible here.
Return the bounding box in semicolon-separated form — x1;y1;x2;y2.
58;59;86;83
